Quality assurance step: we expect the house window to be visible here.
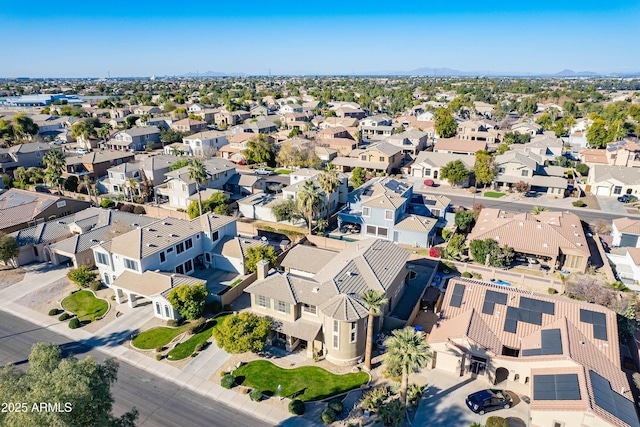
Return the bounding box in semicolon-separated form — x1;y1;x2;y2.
123;258;138;272
176;264;184;274
431;209;440;217
498;167;505;173
95;252;109;266
182;184;187;192
333;335;339;348
424;168;431;176
196;234;200;239
184;259;193;273
156;302;161;315
276;300;287;313
378;227;388;238
361;155;366;161
257;295;269;308
165;305;170;318
205;253;211;263
366;225;376;235
159;252;166;263
332;320;339;349
303;304;317;315
521;170;529;177
167;247;174;253
185;238;193;250
176;242;185;254
385;210;393;220
379;156;384;162
614;186;622;195
212;231;219;241
350;322;357;343
362;207;371;217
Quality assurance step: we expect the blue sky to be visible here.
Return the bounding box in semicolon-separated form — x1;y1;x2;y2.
1;1;638;77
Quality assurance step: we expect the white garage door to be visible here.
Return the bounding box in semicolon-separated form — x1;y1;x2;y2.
412;168;423;177
595;186;610;196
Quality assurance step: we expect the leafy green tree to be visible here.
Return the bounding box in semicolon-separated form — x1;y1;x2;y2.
212;312;271;353
188;158;208;217
0;118;14;141
244;134;275;167
167;283;208;320
535;113;552;130
563;100;579;118
434;108;457;138
288;128;302;138
443;233;465;260
169;157;190;171
553;156;569;167
440;160;469;187
160;129;187;145
245;245;278;273
502;131;531;145
11;113;39;139
517;97;537;117
187;192;230;219
271;199;301;222
318;164;340;222
470;238;497;265
64;175;79;192
0;233;19;268
576;163;589;176
361;290;388;371
0;343;138;427
383;327;432;409
67;265;97;287
587;117;609;148
351;167;366;188
97;123;112;145
454;210;476;232
473;150;496;188
297;180;323;235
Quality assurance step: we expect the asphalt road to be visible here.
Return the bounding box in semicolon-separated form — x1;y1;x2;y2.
415;187;640;224
0;311;270;427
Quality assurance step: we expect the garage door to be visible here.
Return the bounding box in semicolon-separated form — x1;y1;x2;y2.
620;234;639;248
596;186;610;196
412;168;422;177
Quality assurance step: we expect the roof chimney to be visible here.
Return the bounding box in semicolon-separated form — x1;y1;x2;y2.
256;260;269;281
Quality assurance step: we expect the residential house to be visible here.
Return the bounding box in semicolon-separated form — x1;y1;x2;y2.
170;118;207;134
0;189;91;234
473;101;495;118
222;173;265;199
0;143;59;173
433;137;487;155
218;133;254;163
155;158;236;209
334;106;366;119
586;165;640;197
509;135;564;163
385;129;429;155
106;127;161;152
332;142;403;175
337;177;446;248
280;104;303;114
457;119;500;143
231;119;278;135
605;139;640;168
493;151;568;197
65;151;135;180
611;218;640;248
133;106;162;116
282;113;310;130
101;155;176;197
606;247;640;289
317;126;353;141
360;115;400;140
214;110;251;127
319;117;360;130
429;278;638;427
110;107;131;119
244;238;411;364
511;122;542;137
409;151;475;187
579;148;609;167
250;105;269;117
282;168;348;219
468;209;591;273
182;130;229;157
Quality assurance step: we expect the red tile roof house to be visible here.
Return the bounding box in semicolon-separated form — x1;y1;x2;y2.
428;278;639;427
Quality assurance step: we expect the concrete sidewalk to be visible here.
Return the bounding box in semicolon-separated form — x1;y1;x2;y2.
0;276;306;426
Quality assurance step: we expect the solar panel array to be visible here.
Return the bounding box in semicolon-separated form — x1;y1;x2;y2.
589;370;640;427
482;290;508;315
450;283;466;308
503;296;555;333
522;328;563;356
533;374;581;401
580;309;608;341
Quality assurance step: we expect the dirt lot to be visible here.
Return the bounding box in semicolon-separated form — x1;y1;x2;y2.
0;266;26;289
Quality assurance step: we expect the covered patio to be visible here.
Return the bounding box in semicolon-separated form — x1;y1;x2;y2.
270;318;324;359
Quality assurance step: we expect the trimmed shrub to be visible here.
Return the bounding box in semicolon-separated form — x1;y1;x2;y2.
111;295;116;301
321;408;336;424
249;389;262;402
220;371;227;377
461;272;472;278
328;398;343;413
48;308;60;316
221;374;234;389
572;199;585;207
88;281;101;292
486;416;510;427
69;318;80;329
155;346;164;353
133;205;146;215
194;343;204;352
289;399;305;415
100;199;115;208
155;354;162;361
188;318;206;335
548;287;558;294
120;204;135;213
58;312;70;321
167;320;179;327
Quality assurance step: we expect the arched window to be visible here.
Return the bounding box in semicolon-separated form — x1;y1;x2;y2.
165;305;170;318
156;302;161;315
104;273;110;285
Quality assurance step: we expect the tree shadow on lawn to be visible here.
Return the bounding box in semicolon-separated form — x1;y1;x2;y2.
79;328;140;348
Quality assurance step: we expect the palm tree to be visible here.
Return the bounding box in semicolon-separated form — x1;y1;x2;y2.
384;327;432;409
530;206;549;215
97;123;112;147
297;180;322;235
188;158;208;217
361;290;388;371
43;149;66;193
127;178;138;203
318;164;341;223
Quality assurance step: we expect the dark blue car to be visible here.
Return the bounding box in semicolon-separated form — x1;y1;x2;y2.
466;389;512;415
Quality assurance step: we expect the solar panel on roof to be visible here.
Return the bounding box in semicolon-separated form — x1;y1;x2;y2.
580;309;608;341
450;283;466;308
482;290;508;315
589;370;640;427
533;374;581;401
522;329;563;356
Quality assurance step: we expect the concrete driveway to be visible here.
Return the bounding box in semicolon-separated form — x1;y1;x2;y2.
414;369;529;427
596;196;628;214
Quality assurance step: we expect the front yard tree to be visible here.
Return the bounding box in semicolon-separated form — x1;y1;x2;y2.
473;150;496;188
513;180;530;193
167;283;208;320
351;167;366;189
212;312;271;353
0;343;138;427
440;160;468;187
245;246;278;273
383;328;432;409
587;117;609;148
0;233;19;268
361;290;388;371
297;180;323;235
434;108;457;138
244;134;275;167
67;265;97;287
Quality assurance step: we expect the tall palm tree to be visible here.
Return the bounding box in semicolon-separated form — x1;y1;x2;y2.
361;290;388;371
97;123;112;147
43;149;65;193
188;158;208;217
127;178;138;203
384;327;432;409
297;180;322;235
318;164;341;223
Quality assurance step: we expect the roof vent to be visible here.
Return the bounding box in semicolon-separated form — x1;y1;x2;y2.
149;228;156;232
147;243;156;247
133;223;139;227
312;287;320;293
163;221;171;226
577;243;583;246
571;224;577;227
519;222;523;226
170;233;178;238
543;243;549;248
574;232;579;236
537;224;542;229
90;239;99;243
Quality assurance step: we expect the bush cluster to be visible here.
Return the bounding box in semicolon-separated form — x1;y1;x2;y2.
321;408;336;424
288;399;305;415
249;389;262;402
69;318;80;329
58;312;70;321
133;206;146;215
328;398;343;413
167;320;179;327
461;272;472;278
194;343;204;352
221;374;234;389
89;281;101;292
49;308;60;316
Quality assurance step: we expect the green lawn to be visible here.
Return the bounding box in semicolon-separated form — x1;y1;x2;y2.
132;323;191;350
484;191;506;198
229;279;243;287
167;315;230;360
233;360;369;401
61;290;108;323
275;169;292;175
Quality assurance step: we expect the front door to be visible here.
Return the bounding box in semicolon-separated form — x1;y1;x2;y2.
470;356;487;375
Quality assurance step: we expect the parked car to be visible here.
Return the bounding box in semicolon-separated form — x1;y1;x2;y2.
75;149;89;155
527;257;538;264
466;389;512;415
617;194;638;204
255;168;274;176
524;191;537;198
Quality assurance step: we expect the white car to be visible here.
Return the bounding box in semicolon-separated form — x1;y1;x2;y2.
75;149;89;155
255;168;274;176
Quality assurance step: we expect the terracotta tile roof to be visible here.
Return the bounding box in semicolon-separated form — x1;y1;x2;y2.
434;137;487;153
628;248;640;265
613;218;640;235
